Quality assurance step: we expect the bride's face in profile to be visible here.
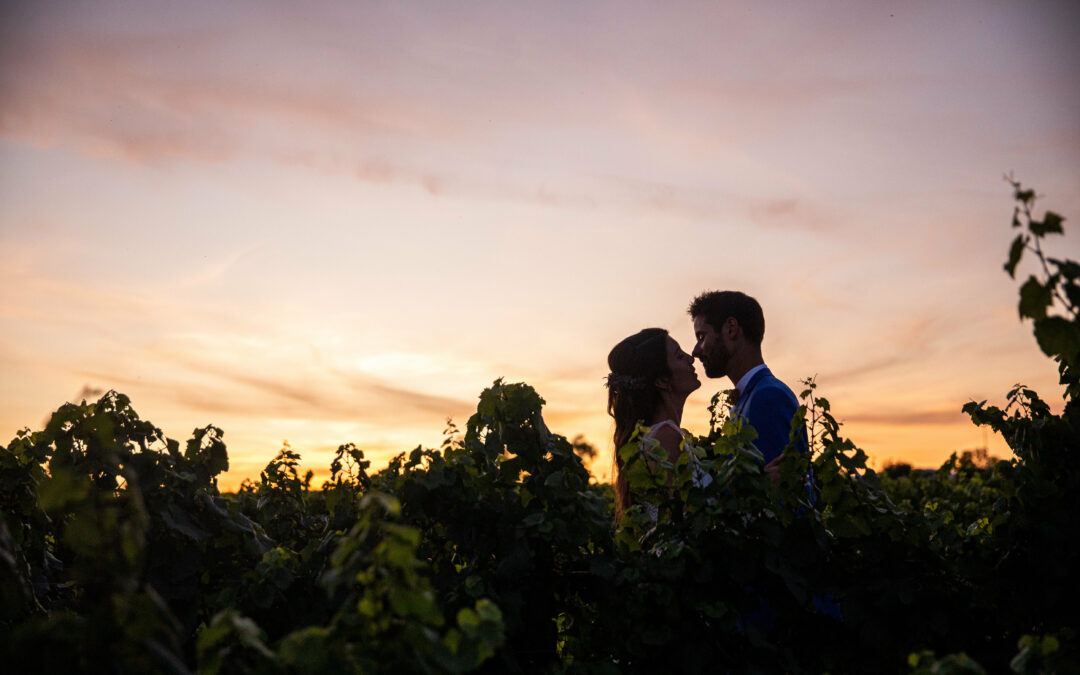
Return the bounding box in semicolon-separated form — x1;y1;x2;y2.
664;336;700;397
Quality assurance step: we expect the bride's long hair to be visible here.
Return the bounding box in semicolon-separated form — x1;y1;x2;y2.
606;328;670;521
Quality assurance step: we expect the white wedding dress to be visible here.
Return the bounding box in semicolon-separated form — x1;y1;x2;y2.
638;420;713;521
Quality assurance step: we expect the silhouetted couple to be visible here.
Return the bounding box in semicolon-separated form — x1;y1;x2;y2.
606;290;804;520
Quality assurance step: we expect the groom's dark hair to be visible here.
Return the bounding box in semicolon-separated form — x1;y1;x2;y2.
688;290;765;345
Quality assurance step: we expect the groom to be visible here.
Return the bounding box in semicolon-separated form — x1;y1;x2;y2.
688;290;806;480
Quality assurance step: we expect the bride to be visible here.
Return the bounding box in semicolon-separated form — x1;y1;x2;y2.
606;328;703;521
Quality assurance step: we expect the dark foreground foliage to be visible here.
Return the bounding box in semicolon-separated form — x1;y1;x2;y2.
1;183;1077;673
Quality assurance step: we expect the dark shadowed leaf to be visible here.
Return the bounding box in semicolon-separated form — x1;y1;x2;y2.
1005;235;1026;278
1049;257;1080;280
1018;277;1052;320
1034;317;1080;364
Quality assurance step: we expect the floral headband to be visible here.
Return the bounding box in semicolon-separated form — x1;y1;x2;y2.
605;373;648;391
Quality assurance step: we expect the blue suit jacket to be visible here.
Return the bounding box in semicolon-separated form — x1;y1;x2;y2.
731;367;806;464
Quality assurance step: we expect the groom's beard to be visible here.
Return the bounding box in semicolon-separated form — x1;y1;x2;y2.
703;342;732;379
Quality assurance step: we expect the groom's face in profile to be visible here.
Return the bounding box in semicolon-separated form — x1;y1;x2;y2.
692;315;731;379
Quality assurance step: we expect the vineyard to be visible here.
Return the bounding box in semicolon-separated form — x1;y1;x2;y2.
2;183;1078;674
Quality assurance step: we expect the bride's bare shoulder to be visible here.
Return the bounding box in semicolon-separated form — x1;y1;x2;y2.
649;422;683;462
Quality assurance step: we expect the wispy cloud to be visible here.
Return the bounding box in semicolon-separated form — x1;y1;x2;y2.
77;353;476;427
842;408;964;427
175;245;261;289
591;174;843;233
823;355;914;383
1;24;462;162
0;5;860;228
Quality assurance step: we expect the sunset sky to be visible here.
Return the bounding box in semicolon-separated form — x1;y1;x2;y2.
2;1;1079;489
